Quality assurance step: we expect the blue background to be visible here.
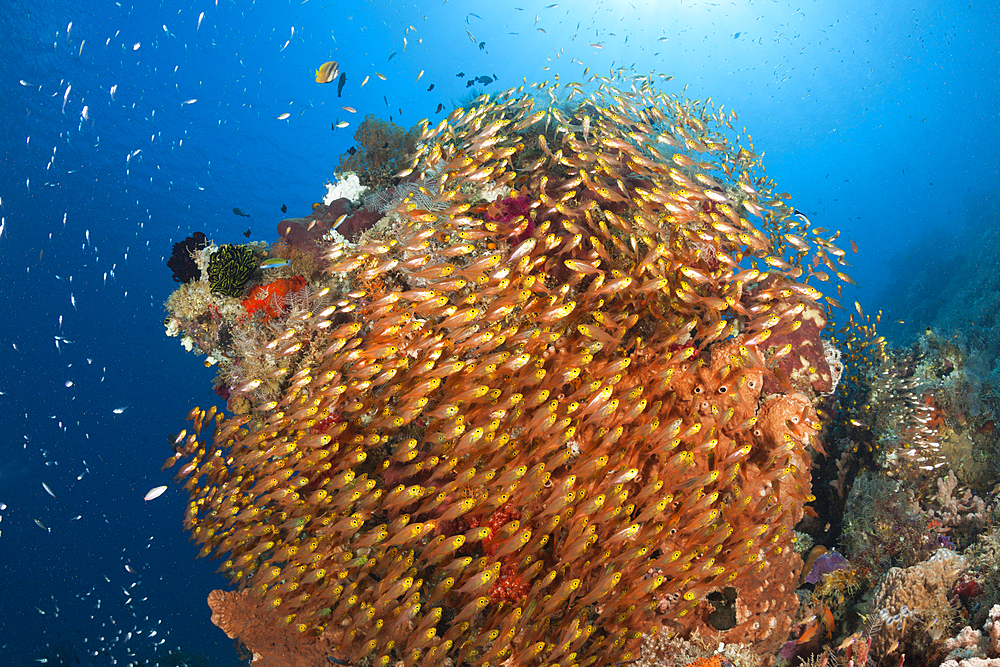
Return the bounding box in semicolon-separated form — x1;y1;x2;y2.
0;0;997;664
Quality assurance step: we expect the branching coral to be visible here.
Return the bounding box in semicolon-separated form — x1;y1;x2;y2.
923;470;988;546
339;114;418;189
167;75;855;667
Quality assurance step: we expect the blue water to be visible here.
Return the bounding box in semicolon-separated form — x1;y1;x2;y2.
0;0;997;664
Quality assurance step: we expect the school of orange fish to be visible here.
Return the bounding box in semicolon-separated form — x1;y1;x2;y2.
166;71;854;666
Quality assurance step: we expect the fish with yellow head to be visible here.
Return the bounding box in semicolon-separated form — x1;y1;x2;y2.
315;61;338;84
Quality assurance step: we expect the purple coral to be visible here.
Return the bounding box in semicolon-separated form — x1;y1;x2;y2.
486;190;534;242
805;550;849;584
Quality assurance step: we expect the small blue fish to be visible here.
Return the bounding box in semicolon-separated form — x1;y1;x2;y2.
233;207;250;217
260;258;290;269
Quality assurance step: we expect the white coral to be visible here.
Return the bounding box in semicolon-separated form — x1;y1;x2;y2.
324;172;368;205
363;178;448;216
165;318;180;337
933;470;987;528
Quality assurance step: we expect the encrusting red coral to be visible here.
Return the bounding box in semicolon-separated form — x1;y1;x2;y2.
467;503;530;603
242;276;307;321
682;656;737;667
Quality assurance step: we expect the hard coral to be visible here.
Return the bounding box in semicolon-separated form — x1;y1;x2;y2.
871;549;967;662
170;74;854;667
208;244;256;297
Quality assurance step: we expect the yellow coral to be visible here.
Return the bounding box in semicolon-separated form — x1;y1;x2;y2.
814;567;861;604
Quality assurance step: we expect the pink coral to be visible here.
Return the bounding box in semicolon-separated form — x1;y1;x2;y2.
485;187;534;242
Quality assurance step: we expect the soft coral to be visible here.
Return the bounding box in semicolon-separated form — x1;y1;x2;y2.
485;187;534;242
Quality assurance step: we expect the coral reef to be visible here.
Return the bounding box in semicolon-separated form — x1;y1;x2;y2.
960;522;1000;630
208;244;257;297
208;589;337;667
323;171;368;205
166;76;858;666
634;629;755;667
841;471;929;583
777;311;1000;667
869;548;966;661
242;276;308;322
935;604;1000;666
339;114;418;189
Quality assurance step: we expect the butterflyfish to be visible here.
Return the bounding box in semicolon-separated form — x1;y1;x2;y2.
316;61;339;84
